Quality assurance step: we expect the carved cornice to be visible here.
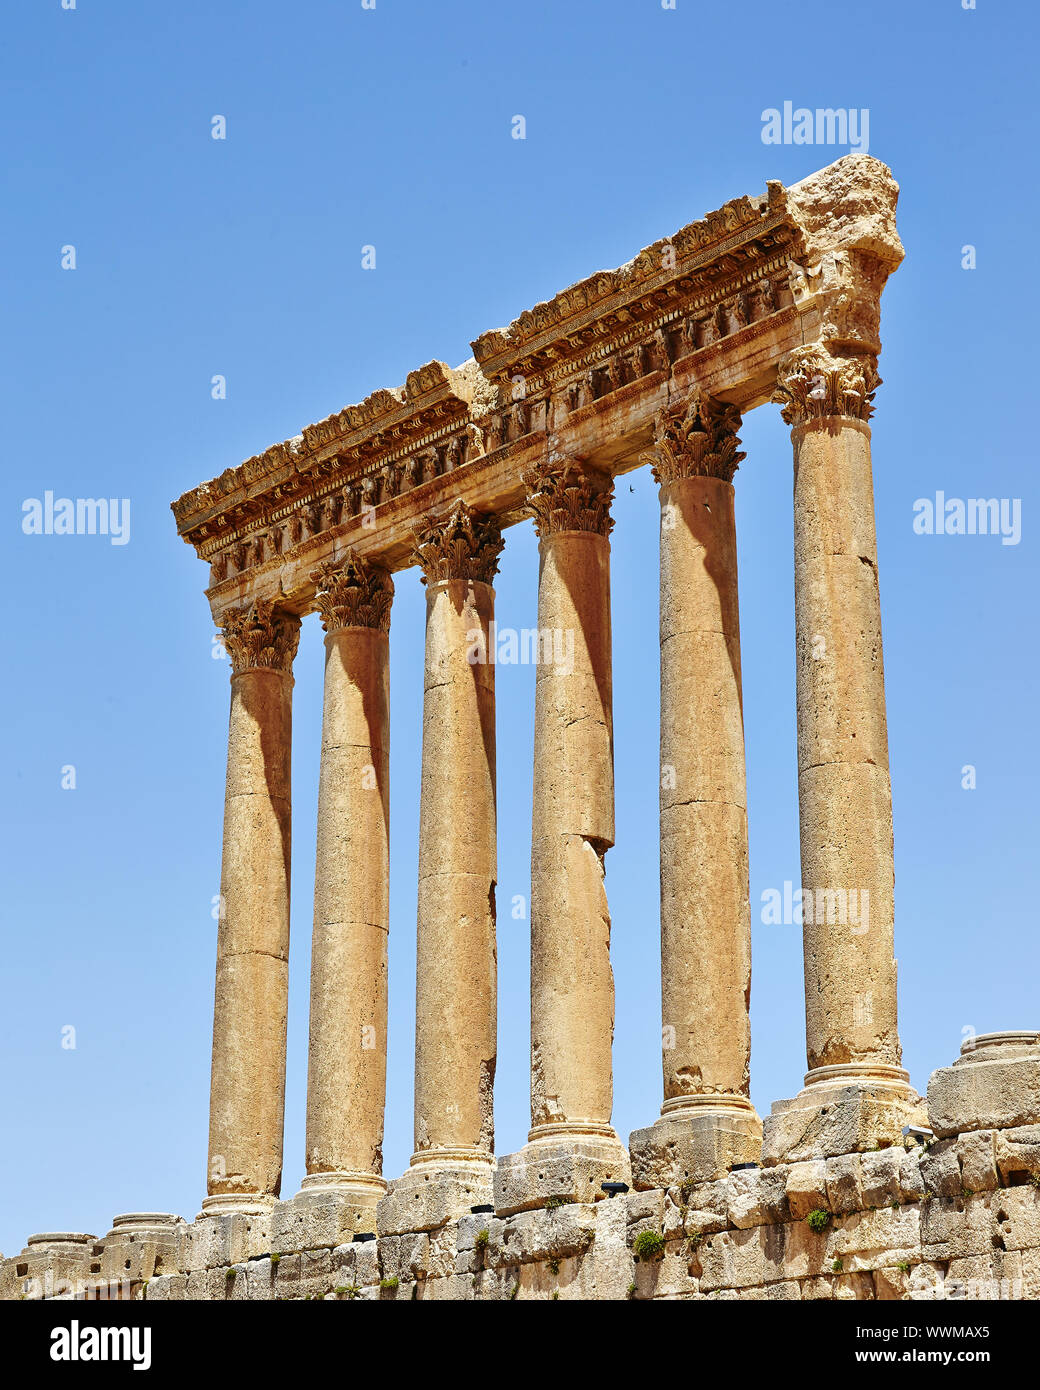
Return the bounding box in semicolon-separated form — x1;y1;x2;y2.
170;156;903;615
646;394;745;485
412;502;504;586
773;346;880;426
472;182;798;389
172;360;480;551
221;600;301;674
522;459;615;539
312;552;394;633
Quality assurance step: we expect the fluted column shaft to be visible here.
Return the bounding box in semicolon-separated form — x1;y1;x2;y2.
651;396;756;1115
525;461;618;1140
411;504;503;1166
205;600;300;1215
302;555;394;1208
776;348;905;1087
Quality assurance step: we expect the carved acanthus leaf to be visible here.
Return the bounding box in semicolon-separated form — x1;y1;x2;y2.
411;502;504;585
311;552;394;633
522;459;615;538
645;394;745;485
773;346;880;425
221;600;300;674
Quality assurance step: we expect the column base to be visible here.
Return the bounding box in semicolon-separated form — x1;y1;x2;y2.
927;1031;1040;1138
629;1099;763;1190
494;1127;631;1217
377;1153;494;1237
297;1170;387;1202
762;1063;924;1164
99;1214;184;1283
271;1175;388;1249
198;1192;277;1220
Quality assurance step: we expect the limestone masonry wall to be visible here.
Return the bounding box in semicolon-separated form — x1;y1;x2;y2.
5;1034;1039;1301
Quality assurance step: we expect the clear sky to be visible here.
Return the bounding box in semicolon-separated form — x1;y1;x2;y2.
2;0;1037;1255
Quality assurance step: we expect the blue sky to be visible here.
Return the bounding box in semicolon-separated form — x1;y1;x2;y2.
2;0;1037;1254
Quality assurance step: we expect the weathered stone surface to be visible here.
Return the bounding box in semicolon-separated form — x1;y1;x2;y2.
99;1214;185;1282
994;1126;1040;1184
928;1032;1040;1138
697;1223;787;1292
825;1154;864;1215
494;1136;629;1217
764;1082;923;1163
144;1274;187;1301
205;627;298;1214
785;1161;829;1220
185;1212;271;1270
412;529;500;1176
271;1191;371;1254
379;1161;493;1235
919;1140;963;1198
725;1167;788;1229
304;576;392;1200
859;1148;903;1207
630;1110;761;1190
956;1130;999;1193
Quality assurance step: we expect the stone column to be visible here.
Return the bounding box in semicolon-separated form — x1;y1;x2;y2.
296;553;394;1233
378;502;503;1235
495;459;630;1218
203;600;300;1216
629;394;762;1189
764;346;917;1163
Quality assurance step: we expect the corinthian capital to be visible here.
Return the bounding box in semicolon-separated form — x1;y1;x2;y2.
773;346;880;426
311;551;394;633
411;501;504;585
522;458;615;538
221;599;301;674
645;393;745;485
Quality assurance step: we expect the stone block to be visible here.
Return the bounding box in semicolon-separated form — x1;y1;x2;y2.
873;1266;909;1300
697;1223;786;1292
859;1148;902;1207
918;1191;1036;1260
763;1080;923;1163
684;1208;728;1239
494;1136;630;1217
897;1149;928;1201
785;1160;829;1220
99;1214;185;1283
956;1130;999;1192
625;1190;665;1231
994;1125;1040;1184
494;1204;598;1268
334;1238;380;1288
739;1279;802;1300
919;1139;962;1198
184;1212;271;1270
379;1162;493;1234
927;1031;1040;1138
143;1274;187;1301
662;1191;685;1240
272;1249;334;1299
825;1154;864;1214
946;1251;1023;1300
726;1166;788;1228
271;1191;371;1254
826;1205;921;1268
629;1111;761;1190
